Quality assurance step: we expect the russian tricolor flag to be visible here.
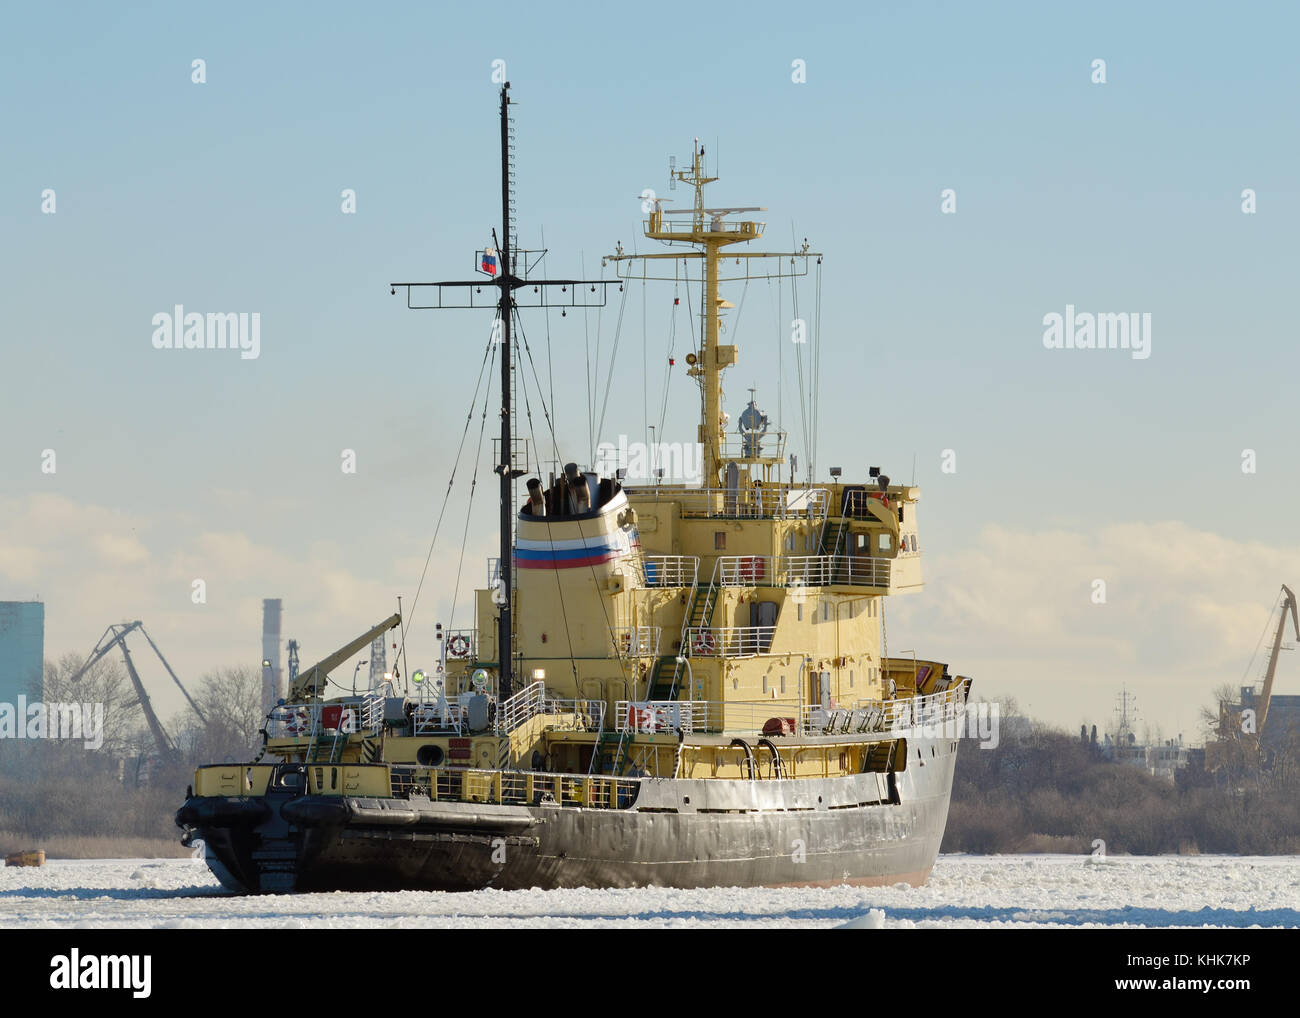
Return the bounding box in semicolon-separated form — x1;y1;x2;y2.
481;247;499;276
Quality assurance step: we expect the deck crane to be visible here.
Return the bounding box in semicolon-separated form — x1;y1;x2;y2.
1255;584;1299;737
71;621;205;758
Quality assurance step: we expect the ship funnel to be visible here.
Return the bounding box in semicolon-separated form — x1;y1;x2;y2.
527;477;546;517
565;462;591;513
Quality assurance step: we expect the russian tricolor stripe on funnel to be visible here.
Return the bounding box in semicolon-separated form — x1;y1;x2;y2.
516;535;621;569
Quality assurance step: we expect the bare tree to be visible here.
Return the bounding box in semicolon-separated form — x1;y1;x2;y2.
174;666;265;764
40;652;146;758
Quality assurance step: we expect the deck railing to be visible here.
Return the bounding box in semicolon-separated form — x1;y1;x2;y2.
800;683;968;736
267;692;384;740
611;626;661;659
640;555;699;588
625;485;829;522
683;626;775;657
496;681;605;735
388;765;642;809
717;554;891;589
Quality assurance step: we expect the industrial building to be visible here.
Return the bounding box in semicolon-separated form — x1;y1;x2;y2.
0;601;44;703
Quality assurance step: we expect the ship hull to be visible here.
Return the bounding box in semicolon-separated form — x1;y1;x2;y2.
181;729;957;894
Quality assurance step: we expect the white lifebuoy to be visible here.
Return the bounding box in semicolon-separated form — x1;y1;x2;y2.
692;630;716;655
447;634;471;658
283;708;311;736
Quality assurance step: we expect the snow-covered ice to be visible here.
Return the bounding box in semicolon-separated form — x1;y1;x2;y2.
1;854;1297;928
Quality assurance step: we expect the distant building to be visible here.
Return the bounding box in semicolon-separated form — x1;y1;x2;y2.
1225;686;1300;751
0;601;44;702
1101;730;1190;783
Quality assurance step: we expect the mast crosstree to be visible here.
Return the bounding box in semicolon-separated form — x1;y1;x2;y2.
390;83;619;700
605;145;821;488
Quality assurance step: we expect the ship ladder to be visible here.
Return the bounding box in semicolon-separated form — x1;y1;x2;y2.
819;518;851;582
666;579;719;700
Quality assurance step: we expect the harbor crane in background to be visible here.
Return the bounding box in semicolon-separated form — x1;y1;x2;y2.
1208;584;1299;773
1253;584;1298;737
71;621;205;759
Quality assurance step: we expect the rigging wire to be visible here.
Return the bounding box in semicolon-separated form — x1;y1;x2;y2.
654;278;681;459
445;326;500;635
812;256;823;480
401;320;499;641
514;308;631;692
513;308;580;688
593;277;631;447
791;260;811;479
538;227;559;470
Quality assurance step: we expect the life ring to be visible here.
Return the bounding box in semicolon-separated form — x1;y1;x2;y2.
283;708;311;736
692;630;716;655
447;634;471;658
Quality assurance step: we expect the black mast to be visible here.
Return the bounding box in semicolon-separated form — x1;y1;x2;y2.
496;82;515;701
389;83;616;708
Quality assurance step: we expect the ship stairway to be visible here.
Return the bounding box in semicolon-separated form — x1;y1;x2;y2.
820;517;851;581
653;573;719;701
645;655;678;702
591;729;631;777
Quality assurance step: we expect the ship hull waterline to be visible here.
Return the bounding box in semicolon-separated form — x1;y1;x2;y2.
180;729;959;894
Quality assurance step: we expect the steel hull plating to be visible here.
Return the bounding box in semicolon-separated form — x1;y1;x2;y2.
185;730;957;893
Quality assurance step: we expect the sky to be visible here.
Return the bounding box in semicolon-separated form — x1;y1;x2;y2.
2;0;1298;741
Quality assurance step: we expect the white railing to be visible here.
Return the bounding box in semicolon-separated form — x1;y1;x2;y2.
625;485;830;522
717;555;891;589
617;700;712;733
615;699;805;735
413;701;469;736
640;555;699;588
684;626;776;657
716;431;789;462
267;693;383;740
611;626;661;658
496;681;606;735
497;681;545;733
800;683;968;736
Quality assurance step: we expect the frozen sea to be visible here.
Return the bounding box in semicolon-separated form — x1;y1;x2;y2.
1;855;1297;928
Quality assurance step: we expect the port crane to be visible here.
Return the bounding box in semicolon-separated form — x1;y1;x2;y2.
1208;584;1298;772
71;621;205;758
1254;584;1298;738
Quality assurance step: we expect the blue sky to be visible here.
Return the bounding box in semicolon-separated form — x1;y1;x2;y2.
2;1;1299;738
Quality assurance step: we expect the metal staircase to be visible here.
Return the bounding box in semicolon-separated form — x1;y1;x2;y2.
651;571;720;701
820;517;851;582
